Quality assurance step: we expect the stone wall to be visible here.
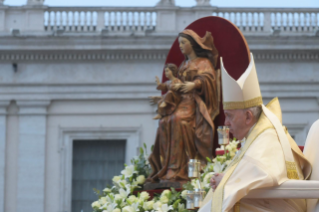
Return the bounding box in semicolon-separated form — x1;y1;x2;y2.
0;1;319;212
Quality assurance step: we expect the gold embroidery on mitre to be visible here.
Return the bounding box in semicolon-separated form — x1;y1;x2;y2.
286;161;299;179
223;96;263;110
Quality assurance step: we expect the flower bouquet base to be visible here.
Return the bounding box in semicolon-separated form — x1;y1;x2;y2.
133;187;182;200
143;181;183;190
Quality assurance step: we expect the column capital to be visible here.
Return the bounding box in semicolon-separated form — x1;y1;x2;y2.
16;100;51;115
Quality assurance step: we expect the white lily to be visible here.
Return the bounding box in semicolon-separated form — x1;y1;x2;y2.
153;201;162;210
131;202;140;212
191;179;203;189
121;165;138;178
122;206;134;212
178;203;185;212
106;194;114;203
116;187;130;200
213;161;225;173
215;145;225;151
157;204;173;212
105;203;117;212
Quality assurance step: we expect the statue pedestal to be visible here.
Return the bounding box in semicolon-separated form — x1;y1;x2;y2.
143;181;183;190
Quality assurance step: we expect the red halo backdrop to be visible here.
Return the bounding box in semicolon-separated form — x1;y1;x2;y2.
161;16;250;155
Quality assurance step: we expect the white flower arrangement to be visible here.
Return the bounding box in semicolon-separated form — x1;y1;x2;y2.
182;139;239;193
92;141;239;212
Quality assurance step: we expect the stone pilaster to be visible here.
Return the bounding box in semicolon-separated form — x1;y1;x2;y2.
16;100;50;212
0;101;9;212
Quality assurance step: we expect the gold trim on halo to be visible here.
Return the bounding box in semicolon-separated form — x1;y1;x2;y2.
223;96;263;110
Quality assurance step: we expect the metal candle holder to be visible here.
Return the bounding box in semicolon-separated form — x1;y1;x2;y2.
186;190;195;210
194;188;206;208
187;159;203;210
188;159;200;178
217;126;230;148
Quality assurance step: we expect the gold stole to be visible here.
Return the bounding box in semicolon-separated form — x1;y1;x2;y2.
211;110;273;212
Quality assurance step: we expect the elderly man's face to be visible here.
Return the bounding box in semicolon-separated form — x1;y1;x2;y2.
224;109;251;140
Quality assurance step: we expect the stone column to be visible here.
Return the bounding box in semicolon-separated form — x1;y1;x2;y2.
16;100;50;212
0;101;9;212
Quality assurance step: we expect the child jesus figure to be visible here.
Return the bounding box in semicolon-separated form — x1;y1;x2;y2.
153;63;182;120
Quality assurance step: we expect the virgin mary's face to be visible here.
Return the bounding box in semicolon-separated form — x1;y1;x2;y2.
178;36;193;56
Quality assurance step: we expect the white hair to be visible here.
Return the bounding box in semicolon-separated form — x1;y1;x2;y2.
245;106;262;120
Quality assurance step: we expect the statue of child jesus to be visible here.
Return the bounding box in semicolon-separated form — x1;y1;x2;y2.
153;63;182;120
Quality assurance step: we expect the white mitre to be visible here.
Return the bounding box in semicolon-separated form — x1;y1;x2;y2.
221;53;299;179
221;53;263;110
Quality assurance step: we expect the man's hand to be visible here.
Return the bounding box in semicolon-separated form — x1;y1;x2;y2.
210;173;224;191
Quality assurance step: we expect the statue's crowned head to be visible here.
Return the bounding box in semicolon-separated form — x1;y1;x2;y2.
178;29;219;69
221;53;263;110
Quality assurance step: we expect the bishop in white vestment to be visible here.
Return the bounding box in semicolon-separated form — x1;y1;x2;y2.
199;53;312;212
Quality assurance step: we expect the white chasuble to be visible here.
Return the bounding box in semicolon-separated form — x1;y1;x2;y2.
199;98;311;212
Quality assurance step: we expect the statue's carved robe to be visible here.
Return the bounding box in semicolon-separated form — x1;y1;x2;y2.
199;98;311;212
148;58;219;182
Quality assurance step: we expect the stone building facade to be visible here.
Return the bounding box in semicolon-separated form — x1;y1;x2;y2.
0;0;319;211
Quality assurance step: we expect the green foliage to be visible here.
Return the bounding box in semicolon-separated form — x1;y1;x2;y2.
130;144;151;179
182;181;194;191
93;188;100;196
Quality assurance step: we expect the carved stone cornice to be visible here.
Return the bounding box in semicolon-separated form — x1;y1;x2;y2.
0;51;167;62
254;52;319;61
16;100;51;115
1;50;318;62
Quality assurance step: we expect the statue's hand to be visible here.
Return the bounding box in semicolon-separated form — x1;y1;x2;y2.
155;76;161;86
172;83;182;91
181;81;195;93
149;96;162;105
210;173;224;191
